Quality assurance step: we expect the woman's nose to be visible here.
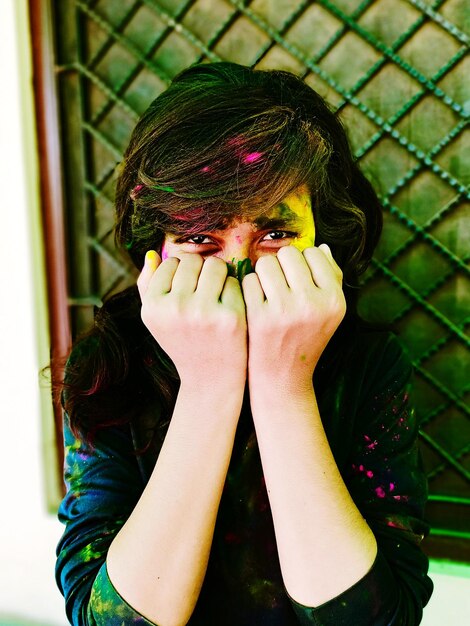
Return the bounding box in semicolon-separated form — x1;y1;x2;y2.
217;244;256;279
225;257;254;280
227;240;252;262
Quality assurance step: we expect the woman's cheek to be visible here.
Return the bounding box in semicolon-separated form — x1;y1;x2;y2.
291;235;315;253
161;243;169;260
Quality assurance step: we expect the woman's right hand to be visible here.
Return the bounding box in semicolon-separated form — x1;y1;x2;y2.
137;250;248;387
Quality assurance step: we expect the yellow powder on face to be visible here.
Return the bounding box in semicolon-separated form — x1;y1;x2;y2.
286;188;315;252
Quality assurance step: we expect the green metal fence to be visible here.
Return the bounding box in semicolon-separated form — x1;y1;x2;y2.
48;0;469;560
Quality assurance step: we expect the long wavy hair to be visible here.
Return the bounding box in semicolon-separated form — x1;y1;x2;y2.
61;61;383;445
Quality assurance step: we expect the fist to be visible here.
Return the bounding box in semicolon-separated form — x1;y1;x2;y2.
137;250;248;387
241;244;346;384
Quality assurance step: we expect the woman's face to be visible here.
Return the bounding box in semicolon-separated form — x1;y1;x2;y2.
161;184;315;277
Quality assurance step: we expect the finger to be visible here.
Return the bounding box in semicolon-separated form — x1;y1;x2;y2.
253;254;289;301
241;271;265;309
318;244;343;281
149;256;181;295
220;275;246;314
137;250;161;299
276;245;315;290
196;256;230;301
169;253;204;294
303;247;338;289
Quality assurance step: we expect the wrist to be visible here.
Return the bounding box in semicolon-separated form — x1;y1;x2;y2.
181;367;246;388
248;366;315;397
248;378;316;421
179;373;246;404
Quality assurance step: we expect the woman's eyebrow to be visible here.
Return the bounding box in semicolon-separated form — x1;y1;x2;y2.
254;203;305;230
166;223;224;236
253;217;302;230
253;202;303;229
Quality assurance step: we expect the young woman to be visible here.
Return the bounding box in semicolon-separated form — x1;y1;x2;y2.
55;61;434;625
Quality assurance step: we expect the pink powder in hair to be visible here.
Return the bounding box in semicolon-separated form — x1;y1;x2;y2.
130;184;143;199
173;207;206;221
243;152;263;164
386;520;402;529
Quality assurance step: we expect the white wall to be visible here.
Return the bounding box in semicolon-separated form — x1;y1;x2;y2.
0;0;468;625
424;561;469;626
0;0;67;624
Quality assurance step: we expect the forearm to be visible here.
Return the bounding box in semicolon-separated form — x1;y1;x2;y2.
250;380;377;608
107;379;244;626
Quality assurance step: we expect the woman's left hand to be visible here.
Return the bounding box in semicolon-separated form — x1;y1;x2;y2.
241;244;346;390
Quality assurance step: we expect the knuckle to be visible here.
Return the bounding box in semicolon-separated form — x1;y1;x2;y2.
204;255;226;270
303;246;320;259
163;255;179;265
277;244;294;258
255;254;273;269
332;294;346;316
177;253;200;267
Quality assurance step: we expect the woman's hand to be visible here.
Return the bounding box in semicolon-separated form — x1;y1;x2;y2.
138;250;248;388
241;244;346;391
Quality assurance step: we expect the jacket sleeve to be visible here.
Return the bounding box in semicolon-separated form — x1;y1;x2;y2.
55;416;159;625
287;334;434;625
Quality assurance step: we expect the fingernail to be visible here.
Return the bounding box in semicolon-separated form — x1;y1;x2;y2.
145;250;157;264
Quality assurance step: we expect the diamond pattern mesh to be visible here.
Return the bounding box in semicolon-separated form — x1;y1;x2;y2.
51;0;469;557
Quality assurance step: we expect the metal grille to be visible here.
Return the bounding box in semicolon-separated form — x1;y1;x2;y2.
50;0;469;559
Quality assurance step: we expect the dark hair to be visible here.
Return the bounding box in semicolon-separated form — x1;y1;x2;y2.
61;62;383;444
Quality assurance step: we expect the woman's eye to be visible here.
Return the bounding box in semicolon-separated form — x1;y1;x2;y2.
180;235;213;246
263;231;297;241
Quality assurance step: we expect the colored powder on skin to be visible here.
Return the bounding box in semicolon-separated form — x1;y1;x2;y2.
281;188;315;253
237;258;254;281
161;244;169;261
226;258;254;281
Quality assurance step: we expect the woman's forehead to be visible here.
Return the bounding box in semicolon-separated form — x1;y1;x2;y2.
209;186;313;233
245;184;311;222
